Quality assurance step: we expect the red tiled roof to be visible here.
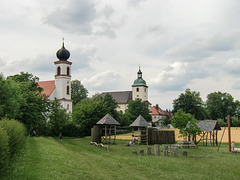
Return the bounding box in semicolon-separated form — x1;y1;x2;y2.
151;105;173;117
38;80;55;97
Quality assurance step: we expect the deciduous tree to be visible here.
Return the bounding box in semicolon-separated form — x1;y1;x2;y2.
71;80;88;105
173;88;208;120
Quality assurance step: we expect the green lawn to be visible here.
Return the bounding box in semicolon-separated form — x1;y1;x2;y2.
2;136;240;180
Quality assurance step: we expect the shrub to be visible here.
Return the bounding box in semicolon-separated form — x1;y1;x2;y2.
62;123;83;137
0;118;26;157
0;126;10;175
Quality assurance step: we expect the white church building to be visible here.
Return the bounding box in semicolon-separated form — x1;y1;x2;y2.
100;68;151;112
38;42;73;113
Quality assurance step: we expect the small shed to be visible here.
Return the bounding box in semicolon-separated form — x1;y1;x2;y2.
96;114;120;144
197;120;221;146
130;115;149;145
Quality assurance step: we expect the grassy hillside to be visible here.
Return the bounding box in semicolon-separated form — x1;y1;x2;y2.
2;136;240;180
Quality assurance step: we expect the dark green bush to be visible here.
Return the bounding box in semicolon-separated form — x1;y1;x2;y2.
61;123;83;137
0;118;26;157
0;126;10;175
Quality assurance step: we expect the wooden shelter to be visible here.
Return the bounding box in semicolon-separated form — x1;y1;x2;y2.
96;114;120;144
130;115;149;145
197;120;221;146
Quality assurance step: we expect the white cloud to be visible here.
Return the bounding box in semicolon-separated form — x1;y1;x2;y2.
82;70;120;91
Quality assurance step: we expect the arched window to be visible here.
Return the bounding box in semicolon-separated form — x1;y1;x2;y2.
136;88;139;92
67;104;69;110
57;67;61;75
67;67;70;76
67;86;70;95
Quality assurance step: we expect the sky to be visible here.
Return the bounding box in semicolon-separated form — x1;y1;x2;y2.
1;0;240;110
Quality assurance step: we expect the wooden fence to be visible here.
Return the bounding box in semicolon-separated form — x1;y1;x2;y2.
148;129;175;144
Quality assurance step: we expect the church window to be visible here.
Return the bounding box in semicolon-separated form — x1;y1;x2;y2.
136;88;139;92
57;67;61;75
67;104;69;110
67;86;70;95
67;67;70;76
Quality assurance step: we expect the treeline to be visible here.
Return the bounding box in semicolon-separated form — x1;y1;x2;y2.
0;72;151;137
171;88;240;127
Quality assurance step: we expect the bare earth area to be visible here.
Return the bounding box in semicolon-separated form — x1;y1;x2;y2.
117;127;240;143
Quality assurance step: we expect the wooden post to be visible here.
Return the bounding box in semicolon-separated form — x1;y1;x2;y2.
109;125;111;143
163;145;168;156
228;115;231;152
216;130;218;146
139;150;144;155
114;125;116;144
210;131;212;146
132;151;137;155
146;147;151;155
154;144;160;156
105;125;107;143
172;147;178;157
182;151;187;157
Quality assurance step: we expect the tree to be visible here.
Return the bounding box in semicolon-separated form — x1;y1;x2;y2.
7;72;49;133
124;98;152;125
72;94;119;136
173;88;208;120
231;116;240;129
206;92;236;120
72;98;106;136
162;116;171;127
48;98;70;136
171;109;201;142
0;74;24;119
71;80;88;105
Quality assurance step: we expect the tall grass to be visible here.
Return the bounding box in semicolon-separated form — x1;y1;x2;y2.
2;136;240;180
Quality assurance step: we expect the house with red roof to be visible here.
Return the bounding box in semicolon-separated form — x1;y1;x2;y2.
151;104;173;128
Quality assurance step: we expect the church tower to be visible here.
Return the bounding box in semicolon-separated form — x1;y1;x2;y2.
132;67;148;102
54;40;73;112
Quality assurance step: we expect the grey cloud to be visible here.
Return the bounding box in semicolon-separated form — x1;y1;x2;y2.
44;0;96;34
70;46;95;71
225;58;240;76
127;0;147;7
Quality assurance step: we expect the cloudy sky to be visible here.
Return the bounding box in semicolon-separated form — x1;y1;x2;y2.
1;0;240;110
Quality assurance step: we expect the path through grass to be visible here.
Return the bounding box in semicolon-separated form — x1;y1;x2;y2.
2;136;240;179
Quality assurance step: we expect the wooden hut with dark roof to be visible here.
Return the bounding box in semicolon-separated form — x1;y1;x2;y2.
197;120;221;146
130;115;149;145
96;114;120;144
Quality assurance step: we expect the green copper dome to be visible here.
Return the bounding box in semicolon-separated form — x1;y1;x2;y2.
132;78;147;87
132;68;148;87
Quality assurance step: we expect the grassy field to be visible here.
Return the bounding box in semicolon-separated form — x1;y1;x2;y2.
2;136;240;180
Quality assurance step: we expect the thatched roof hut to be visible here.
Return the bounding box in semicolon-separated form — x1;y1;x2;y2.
96;114;119;144
130;115;149;145
197;120;221;146
130;115;149;127
96;114;120;125
197;120;221;132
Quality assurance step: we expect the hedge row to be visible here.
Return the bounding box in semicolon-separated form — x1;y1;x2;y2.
0;118;26;175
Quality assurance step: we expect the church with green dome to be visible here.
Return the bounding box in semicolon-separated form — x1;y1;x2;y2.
101;67;150;112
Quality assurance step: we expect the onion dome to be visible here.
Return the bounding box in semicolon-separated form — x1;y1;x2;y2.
132;67;148;87
56;42;70;61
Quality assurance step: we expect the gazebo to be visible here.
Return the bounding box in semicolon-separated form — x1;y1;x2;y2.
197;120;221;146
96;114;120;144
130;115;149;145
